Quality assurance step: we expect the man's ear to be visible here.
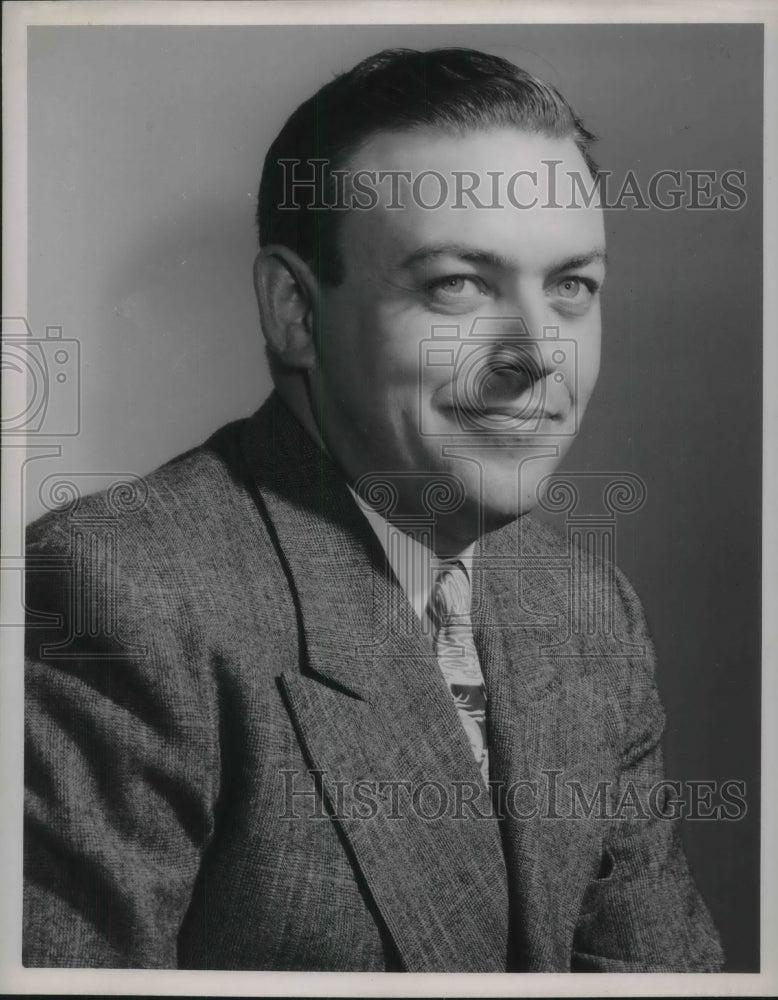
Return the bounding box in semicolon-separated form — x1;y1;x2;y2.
253;245;318;369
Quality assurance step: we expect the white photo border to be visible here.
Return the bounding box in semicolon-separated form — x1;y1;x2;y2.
2;1;775;996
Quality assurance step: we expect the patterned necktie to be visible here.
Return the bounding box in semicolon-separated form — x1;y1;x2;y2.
428;560;490;785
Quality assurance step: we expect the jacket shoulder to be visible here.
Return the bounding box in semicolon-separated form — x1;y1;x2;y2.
24;415;293;661
483;512;662;746
484;513;654;641
27;418;263;561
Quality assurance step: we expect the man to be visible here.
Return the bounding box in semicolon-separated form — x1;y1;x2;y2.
24;47;723;971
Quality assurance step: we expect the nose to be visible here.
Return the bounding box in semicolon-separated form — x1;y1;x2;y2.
461;312;572;420
480;341;546;404
467;313;560;385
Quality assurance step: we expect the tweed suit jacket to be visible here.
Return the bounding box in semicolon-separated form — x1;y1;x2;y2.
24;391;724;971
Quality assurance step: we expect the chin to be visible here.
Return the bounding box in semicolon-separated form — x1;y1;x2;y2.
485;453;561;507
475;483;531;531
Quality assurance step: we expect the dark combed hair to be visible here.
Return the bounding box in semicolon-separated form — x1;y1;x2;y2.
257;47;598;285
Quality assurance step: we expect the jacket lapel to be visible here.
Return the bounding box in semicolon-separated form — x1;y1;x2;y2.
240;394;510;972
472;563;555;970
473;522;605;971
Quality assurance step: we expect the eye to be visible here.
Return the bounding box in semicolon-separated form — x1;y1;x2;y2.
557;277;586;299
549;275;601;314
427;274;486;299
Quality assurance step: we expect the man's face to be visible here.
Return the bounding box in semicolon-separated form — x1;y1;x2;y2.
311;126;605;549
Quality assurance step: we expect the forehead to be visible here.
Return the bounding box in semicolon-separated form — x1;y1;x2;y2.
338;127;605;272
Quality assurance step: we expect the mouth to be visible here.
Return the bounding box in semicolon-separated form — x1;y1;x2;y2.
442;380;568;429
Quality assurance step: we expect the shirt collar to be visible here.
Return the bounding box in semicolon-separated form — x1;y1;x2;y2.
348;486;474;623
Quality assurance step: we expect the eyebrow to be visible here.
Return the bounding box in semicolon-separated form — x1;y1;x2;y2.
399;242;608;272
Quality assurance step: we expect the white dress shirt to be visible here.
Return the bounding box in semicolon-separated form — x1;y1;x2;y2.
349;487;474;627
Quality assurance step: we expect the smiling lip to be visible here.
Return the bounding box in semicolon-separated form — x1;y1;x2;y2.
446;408;560;426
434;375;573;428
455;403;559;418
443;386;567;425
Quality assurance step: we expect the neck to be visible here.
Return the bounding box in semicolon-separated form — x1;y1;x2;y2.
271;372;490;556
272;370;326;450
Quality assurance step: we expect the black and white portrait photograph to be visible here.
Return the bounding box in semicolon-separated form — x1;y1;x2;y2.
1;1;775;995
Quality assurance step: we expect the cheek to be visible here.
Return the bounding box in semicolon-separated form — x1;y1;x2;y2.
574;323;602;396
358;315;428;389
582;338;602;385
321;296;406;371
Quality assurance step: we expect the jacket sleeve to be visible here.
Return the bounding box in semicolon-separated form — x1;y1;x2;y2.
24;505;220;968
571;567;725;972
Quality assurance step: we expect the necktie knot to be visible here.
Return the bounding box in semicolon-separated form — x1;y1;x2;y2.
429;559;472;633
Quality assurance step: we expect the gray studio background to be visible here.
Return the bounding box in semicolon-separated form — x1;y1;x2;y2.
26;23;762;970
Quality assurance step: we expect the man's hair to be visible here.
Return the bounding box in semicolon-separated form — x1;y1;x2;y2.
257;47;597;285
